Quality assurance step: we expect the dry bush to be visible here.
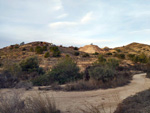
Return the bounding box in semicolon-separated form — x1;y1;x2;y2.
64;80;98;91
24;93;60;113
0;90;60;113
15;81;33;90
0;90;24;113
79;102;108;113
115;89;150;113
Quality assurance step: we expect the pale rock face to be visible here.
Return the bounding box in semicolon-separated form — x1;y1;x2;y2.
79;45;104;53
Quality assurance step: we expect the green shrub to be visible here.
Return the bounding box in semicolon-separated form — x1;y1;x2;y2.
50;46;59;52
19;56;39;72
93;52;99;55
43;46;47;51
35;46;43;54
20;42;25;46
130;53;149;63
128;54;135;59
88;66;115;82
74;52;80;56
44;52;50;58
74;47;78;50
97;54;106;63
50;46;61;57
106;52;112;55
82;53;89;57
30;47;34;52
116;49;121;52
32;74;49;86
15;44;19;49
116;54;125;59
48;57;81;84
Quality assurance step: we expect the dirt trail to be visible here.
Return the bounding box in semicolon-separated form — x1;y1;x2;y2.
40;73;150;113
1;73;150;113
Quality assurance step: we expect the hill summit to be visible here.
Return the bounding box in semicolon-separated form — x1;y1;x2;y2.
79;44;103;54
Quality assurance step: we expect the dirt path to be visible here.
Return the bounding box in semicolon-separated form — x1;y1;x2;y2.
1;73;150;113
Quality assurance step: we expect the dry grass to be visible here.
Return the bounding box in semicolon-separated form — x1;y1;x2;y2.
80;102;107;113
0;90;60;113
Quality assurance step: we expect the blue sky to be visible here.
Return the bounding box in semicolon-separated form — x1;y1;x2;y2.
0;0;150;48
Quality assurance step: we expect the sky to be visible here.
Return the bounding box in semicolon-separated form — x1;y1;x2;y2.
0;0;150;48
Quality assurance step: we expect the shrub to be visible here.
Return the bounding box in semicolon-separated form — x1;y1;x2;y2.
130;53;149;63
43;46;47;51
116;49;121;52
116;54;125;59
19;56;39;73
32;74;49;86
15;81;33;90
44;52;50;58
20;42;25;46
64;80;98;91
47;57;81;85
50;46;61;57
97;54;106;64
115;90;150;113
0;71;18;88
93;52;99;55
88;65;115;82
15;44;19;49
82;53;89;57
22;48;26;51
138;53;149;63
35;46;43;54
74;52;80;56
74;47;78;50
3;61;22;78
127;54;135;59
52;51;61;57
106;52;112;55
50;46;59;52
30;47;34;52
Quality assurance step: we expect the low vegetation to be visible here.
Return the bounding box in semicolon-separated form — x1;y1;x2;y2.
0;90;60;113
115;89;150;113
32;56;81;85
63;55;132;91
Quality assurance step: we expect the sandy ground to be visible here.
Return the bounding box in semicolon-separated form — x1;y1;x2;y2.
1;73;150;113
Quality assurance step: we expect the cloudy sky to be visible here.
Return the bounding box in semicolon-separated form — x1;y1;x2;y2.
0;0;150;48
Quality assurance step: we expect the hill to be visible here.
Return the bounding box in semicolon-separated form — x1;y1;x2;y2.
79;44;104;53
114;42;150;56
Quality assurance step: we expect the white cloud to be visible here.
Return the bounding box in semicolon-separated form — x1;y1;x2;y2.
130;29;150;34
81;11;93;24
57;13;68;19
53;5;63;10
49;11;94;29
49;22;78;28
